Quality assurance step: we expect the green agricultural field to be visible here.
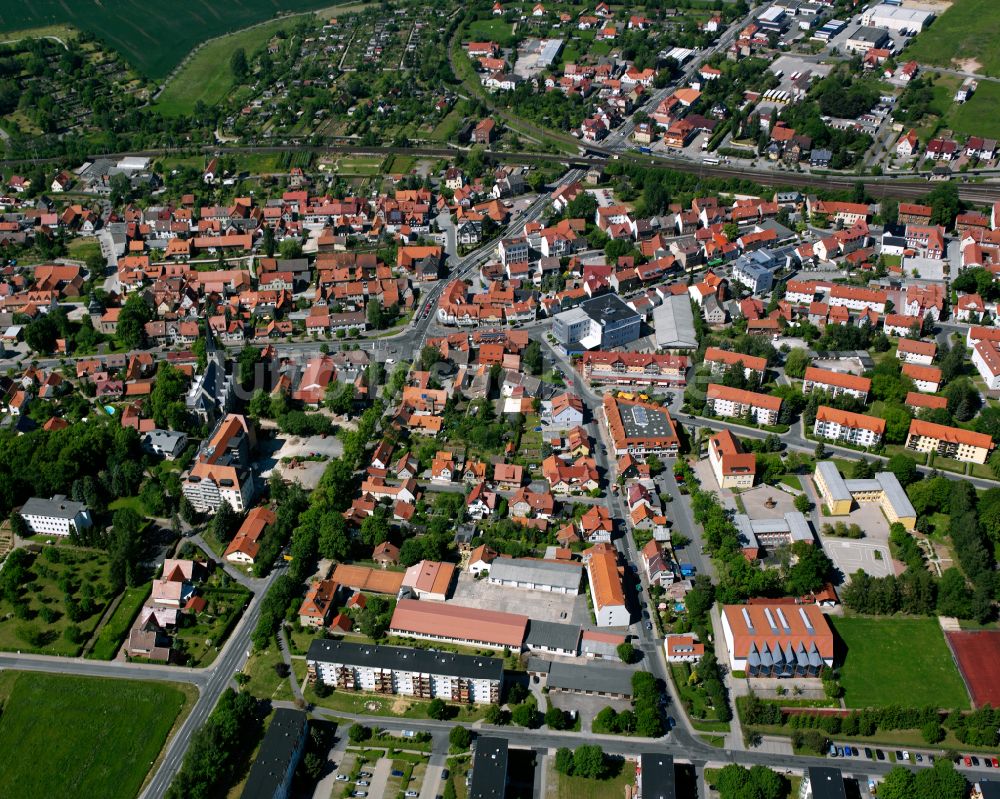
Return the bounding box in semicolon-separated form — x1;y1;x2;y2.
0;0;340;80
904;0;1000;78
466;19;515;46
0;672;191;799
946;81;1000;140
832;616;970;709
155;18;291;116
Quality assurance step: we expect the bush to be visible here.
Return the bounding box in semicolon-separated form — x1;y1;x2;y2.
449;726;471;750
922;721;945;744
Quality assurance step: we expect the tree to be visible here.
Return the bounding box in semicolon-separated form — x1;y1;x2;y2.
279;238;303;259
449;726;471;750
511;700;539;728
545;706;567;730
915;756;967;799
617;641;637;664
885;453;918;486
793;493;812;513
326;382;355;416
428;698;448;720
554;747;575;775
572;746;606;779
230;47;248;81
783;348;810;378
348;724;370;743
262;226;275;258
211;501;240;543
485;704;505;725
523;340;543;375
108;507;145;588
179;495;198;525
926;182;961;227
922;721;945;744
116;293;152;349
879;766;917;799
24;313;59;354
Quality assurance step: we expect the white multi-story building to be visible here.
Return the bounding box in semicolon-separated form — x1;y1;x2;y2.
813;406;885;448
307;639;503;704
19;495;92;536
584;544;630;627
705;384;782;426
802;367;871;402
181;414;256;513
973;339;1000;391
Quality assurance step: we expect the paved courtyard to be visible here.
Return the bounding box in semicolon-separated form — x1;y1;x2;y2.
816;502;895;580
256;433;344;490
450;571;589;625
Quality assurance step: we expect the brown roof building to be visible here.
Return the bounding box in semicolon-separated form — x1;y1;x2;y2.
721;603;834;676
389;599;528;649
603;394;680;458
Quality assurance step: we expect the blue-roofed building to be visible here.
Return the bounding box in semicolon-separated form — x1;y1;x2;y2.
732;249;778;295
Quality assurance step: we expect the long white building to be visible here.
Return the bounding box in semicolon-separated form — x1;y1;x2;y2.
19;495;92;537
307;639;503;704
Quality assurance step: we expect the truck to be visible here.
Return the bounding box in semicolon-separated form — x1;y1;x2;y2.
679;563;696;577
638;146;652;154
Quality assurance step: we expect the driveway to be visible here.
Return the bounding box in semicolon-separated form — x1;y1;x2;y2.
362;757;392;799
419;759;444;799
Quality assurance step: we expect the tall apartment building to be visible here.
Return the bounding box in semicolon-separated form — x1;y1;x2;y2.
705;384;782;426
181;413;256;513
905;419;994;464
307;639;503;704
802;367;871;402
813;406;885;448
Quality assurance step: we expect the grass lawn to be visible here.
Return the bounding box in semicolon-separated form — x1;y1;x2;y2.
904;0;1000;77
86;583;151;660
946;81;1000;139
242;644;290;699
0;671;191;799
429;108;464;142
831;616;970;709
304;684;488;723
173;584;252;666
108;495;149;516
466;18;514;46
0;546;118;655
67;237;101;261
779;474;802;490
555;760;636;799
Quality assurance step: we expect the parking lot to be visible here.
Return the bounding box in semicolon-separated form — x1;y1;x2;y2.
256;432;344;490
450;571;590;626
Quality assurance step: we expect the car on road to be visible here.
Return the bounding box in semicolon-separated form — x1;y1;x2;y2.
646;621;653;630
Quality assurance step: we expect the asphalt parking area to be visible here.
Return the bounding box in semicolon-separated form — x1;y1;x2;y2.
450;572;589;625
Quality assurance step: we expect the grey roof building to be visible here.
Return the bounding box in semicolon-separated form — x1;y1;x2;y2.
638;753;676;799
528;658;634;698
469;737;509;799
653;293;698;349
20;495;93;536
487;558;583;594
552;293;641;351
524;620;581;656
307;639;504;683
240;708;308;799
802;767;846;799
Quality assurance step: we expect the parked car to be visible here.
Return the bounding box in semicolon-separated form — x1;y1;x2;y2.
964;756;972;767
992;758;999;768
837;747;845;757
406;793;418;798
353;794;367;798
360;772;373;779
864;748;873;759
916;754;923;763
851;747;859;757
357;781;370;787
828;745;837;757
876;750;886;761
896;751;905;761
392;770;405;778
902;751;909;761
336;775;349;782
972;756;980;767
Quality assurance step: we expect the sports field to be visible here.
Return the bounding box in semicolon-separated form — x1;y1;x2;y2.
0;0;338;79
904;0;1000;78
0;671;191;799
946;631;1000;708
831;616;970;709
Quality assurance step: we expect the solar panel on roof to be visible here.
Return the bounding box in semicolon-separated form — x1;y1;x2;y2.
632;406;648;427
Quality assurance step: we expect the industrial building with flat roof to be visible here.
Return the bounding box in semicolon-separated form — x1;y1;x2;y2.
389;598;528;649
469;737;509;799
487;557;583;594
637;753;677;799
653;292;698;349
307;639;503;704
603;394;680;458
527;657;635;698
812;462;916;529
524;620;582;656
721;603;834;676
552;293;641;351
239;708;308;799
801;767;847;799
